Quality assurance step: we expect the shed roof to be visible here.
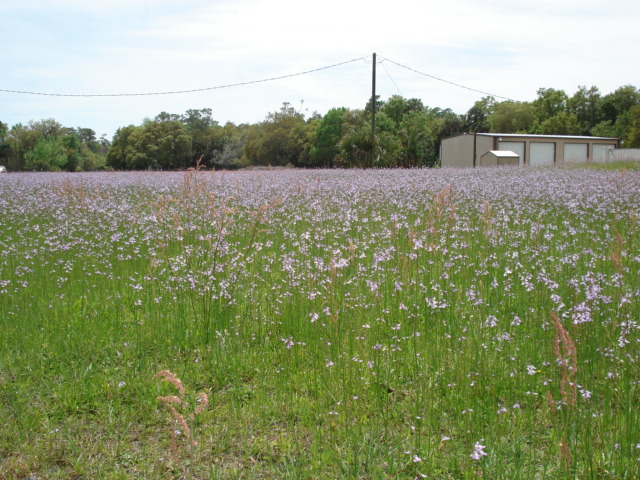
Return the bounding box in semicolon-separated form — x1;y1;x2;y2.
486;150;519;157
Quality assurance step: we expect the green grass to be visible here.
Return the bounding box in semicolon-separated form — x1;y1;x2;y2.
570;160;640;171
1;168;639;479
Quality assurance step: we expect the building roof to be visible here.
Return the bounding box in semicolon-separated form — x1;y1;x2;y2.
463;132;619;141
485;150;519;157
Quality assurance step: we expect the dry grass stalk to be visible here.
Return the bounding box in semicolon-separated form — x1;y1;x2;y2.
551;312;578;407
193;392;209;416
478;200;494;238
546;390;556;415
154;370;185;396
559;435;572;472
610;230;624;274
428;184;456;236
154;370;209;451
547;312;578;473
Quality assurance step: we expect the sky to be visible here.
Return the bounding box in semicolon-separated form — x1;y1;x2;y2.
1;0;639;140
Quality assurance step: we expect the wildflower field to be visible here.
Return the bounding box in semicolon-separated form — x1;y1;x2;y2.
1;166;639;479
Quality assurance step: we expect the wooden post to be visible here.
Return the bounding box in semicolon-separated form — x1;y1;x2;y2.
371;52;376;164
473;132;477;168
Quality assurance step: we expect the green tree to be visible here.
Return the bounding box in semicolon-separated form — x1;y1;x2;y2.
533;112;582;135
624;105;640;147
399;109;437;167
380;95;408;125
61;134;83;171
288;117;319;168
212;122;250;169
0;121;9;166
28;118;66;139
75;127;97;147
107;125;139;169
309;107;347;168
181;108;216;132
533;88;568;123
154;112;182;123
600;85;640;124
590;85;640;142
364;95;384;116
488;101;536;133
433;108;465;139
373;111;402;167
142;121;193;170
568;86;602;134
465;96;495;133
107;121;192;170
243;103;307;166
337;123;373;168
24;136;67;171
590;120;620;139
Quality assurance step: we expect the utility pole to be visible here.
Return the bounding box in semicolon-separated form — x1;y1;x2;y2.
371;52;376;152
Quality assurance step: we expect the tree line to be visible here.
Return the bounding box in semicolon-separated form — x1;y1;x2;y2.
1;84;639;171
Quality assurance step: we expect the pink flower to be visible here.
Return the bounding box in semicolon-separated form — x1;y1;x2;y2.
470;440;487;460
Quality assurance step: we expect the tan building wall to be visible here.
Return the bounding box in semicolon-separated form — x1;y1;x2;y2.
441;133;620;167
440;134;493;167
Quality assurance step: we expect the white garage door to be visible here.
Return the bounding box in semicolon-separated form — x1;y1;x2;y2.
564;143;588;163
593;144;615;163
498;141;525;165
530;142;555;166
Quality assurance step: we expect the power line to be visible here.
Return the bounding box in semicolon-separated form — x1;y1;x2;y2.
0;57;366;98
380;61;403;97
1;54;518;104
381;56;516;102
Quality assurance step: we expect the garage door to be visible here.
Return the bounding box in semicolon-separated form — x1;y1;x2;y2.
593;144;615;163
564;143;588;163
498;141;525;165
530;142;555;166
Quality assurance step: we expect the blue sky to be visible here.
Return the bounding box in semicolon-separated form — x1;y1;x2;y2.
1;0;638;139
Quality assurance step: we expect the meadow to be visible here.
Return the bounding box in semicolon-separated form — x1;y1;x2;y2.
0;166;639;479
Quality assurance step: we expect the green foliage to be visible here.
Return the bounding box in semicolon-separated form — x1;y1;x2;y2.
212;122;251;170
62;134;83;171
3;119;108;171
600;85;640;123
242;103;308;166
533;111;582;135
623;105;640;147
24;136;67;171
465;96;495;133
567;86;602;134
533;87;568;122
373;113;403;167
337;122;373;168
309;107;347;168
4;84;640;171
107;121;192;170
489;101;537;133
0;121;9;166
399;109;436;166
380;94;408;124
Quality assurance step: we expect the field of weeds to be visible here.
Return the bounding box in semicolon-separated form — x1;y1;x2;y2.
1;167;639;479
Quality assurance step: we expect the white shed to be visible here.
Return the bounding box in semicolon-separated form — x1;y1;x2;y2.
480;150;519;166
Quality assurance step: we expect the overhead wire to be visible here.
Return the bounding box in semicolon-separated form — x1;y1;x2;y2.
380;61;403;97
380;56;517;102
0;53;517;105
0;57;366;98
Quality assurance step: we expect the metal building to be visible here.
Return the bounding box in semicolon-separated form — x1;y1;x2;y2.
480;150;519;166
440;133;620;167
